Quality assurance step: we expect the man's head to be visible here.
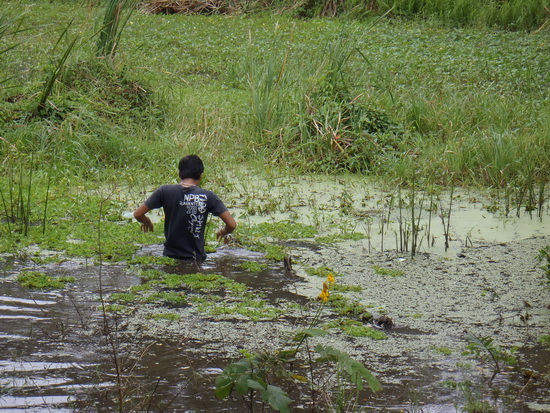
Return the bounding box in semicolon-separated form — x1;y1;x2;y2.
179;155;204;180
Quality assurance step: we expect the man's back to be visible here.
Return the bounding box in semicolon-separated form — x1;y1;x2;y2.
145;184;228;260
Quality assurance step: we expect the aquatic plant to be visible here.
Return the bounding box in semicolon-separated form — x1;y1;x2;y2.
462;333;517;382
240;260;268;272
372;265;404;278
216;274;380;411
17;270;75;289
442;380;496;413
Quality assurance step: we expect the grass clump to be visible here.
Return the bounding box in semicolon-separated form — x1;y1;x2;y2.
17;271;75;289
537;334;550;348
372;265;404;277
240;261;268;272
305;266;344;278
328;294;373;321
332;283;363;293
160;273;247;293
146;291;188;306
341;322;388;340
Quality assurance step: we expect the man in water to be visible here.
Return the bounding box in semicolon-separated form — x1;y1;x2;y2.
133;155;236;260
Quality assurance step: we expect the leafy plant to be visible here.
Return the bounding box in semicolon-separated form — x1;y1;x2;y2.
462;333;517;382
215;352;292;413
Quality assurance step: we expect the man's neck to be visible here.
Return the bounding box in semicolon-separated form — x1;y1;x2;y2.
180;178;200;188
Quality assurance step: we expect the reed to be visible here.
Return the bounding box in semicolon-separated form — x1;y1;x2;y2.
97;0;137;58
36;22;80;113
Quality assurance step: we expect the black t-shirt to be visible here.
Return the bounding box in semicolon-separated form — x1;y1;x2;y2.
144;185;228;260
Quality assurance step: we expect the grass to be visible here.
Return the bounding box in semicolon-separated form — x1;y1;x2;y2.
372;265;404;277
1;2;548;191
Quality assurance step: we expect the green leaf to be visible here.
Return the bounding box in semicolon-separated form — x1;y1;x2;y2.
247;379;266;391
214;375;234;399
236;374;252;395
264;384;291;413
292;327;328;342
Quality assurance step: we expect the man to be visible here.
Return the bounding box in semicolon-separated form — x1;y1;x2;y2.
133;155;236;260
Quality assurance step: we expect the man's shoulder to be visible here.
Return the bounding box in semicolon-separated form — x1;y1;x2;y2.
158;184;181;192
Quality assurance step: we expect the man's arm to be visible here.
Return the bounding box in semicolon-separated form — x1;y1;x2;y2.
216;210;236;240
133;203;154;232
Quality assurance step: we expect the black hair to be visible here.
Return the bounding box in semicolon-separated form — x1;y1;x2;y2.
179;155;204;180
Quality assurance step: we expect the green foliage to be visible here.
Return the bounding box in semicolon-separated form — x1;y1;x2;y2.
327;294;373;321
538;334;550;348
305;266;344;278
372;265;404;277
315;344;382;392
332;283;363;292
146;291;188;305
434;346;453;356
239;260;268;272
340;321;387;339
243;221;318;240
146;312;180;321
377;0;548;31
97;0;137;58
215;354;292;412
442;380;495;413
17;271;75;289
462;333;517;381
160;272;247;293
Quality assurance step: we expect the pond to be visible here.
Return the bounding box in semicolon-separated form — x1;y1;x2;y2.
1;175;549;412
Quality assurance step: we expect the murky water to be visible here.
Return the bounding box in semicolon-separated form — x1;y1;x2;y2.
1;177;549;412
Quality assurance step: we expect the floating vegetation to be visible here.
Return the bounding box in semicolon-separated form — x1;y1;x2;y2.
305;266;344;278
239;261;268;272
372;265;404;278
17;271;75;289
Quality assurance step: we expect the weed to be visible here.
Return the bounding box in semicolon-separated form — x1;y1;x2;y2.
17;271;75;289
537;245;550;282
240;260;268;272
305;266;344;278
372;265;404;277
462;333;517;382
332;283;363;293
442;380;495;413
434;346;453;356
341;320;388;340
537;334;550;348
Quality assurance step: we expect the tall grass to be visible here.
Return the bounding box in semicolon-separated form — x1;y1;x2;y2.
97;0;137;58
370;0;548;30
1;1;548;194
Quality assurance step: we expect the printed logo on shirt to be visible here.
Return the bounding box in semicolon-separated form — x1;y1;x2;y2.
180;193;208;215
180;193;208;238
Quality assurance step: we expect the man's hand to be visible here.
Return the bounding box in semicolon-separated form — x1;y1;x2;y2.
134;203;153;233
217;211;236;243
141;222;154;232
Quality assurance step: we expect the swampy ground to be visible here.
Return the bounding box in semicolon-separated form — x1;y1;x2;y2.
1;1;549;411
0;173;549;412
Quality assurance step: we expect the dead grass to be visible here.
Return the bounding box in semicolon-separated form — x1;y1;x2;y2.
139;0;233;15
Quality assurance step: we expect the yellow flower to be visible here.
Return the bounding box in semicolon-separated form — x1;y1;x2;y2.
327;274;335;285
318;290;329;302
